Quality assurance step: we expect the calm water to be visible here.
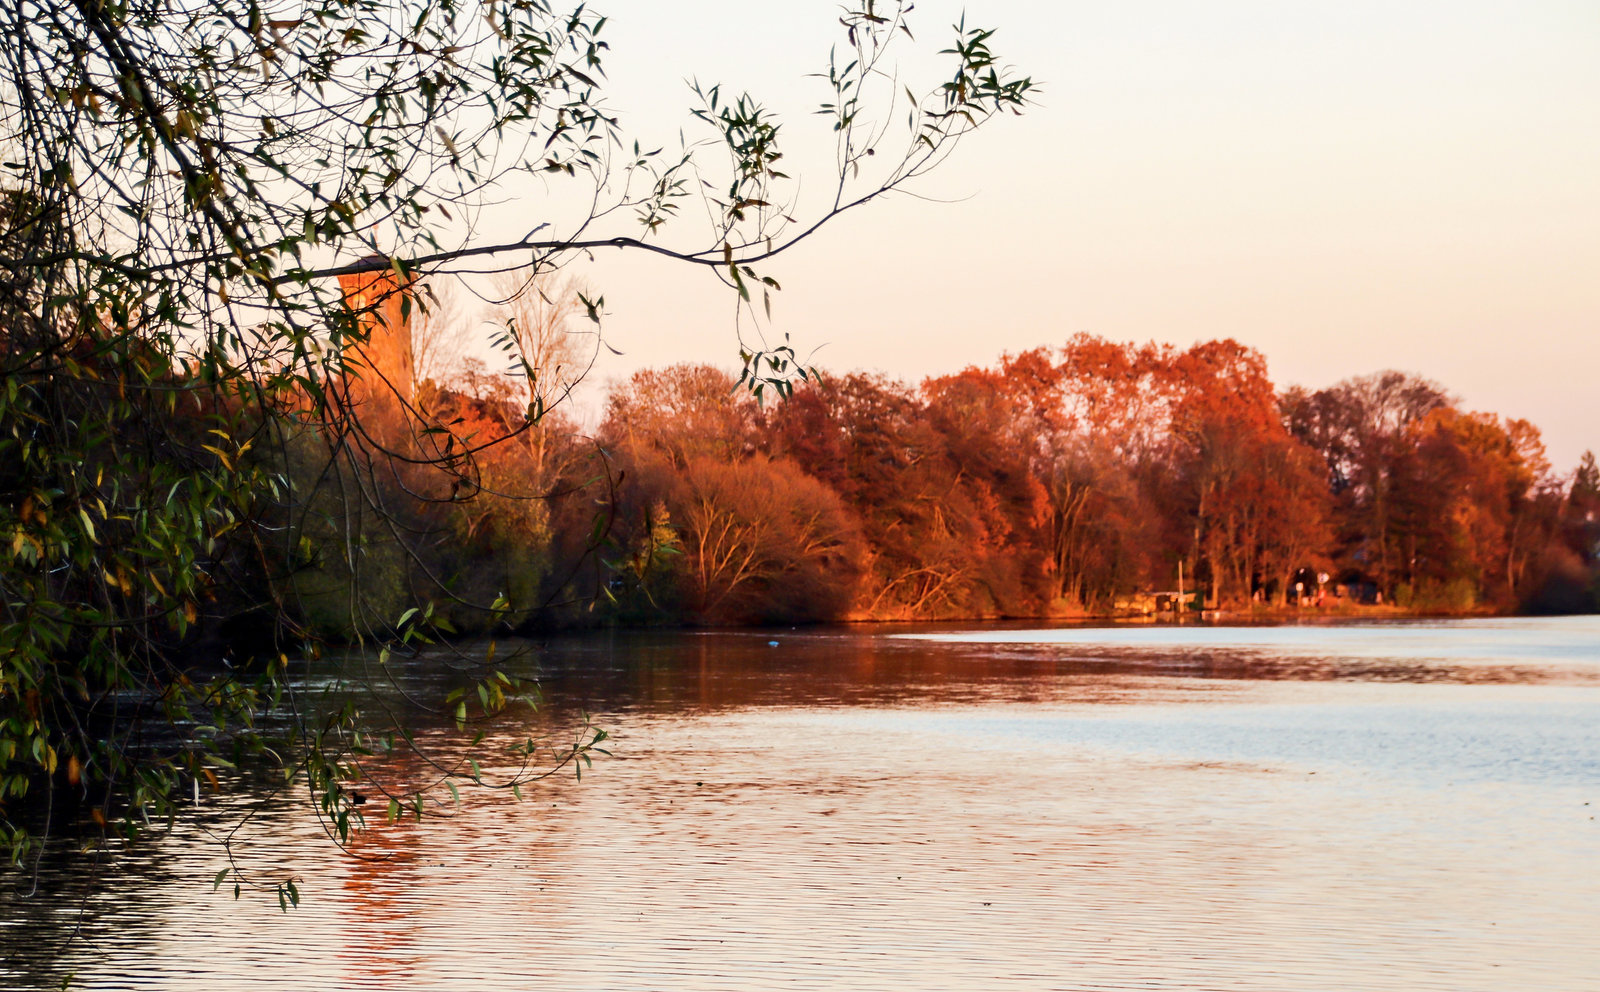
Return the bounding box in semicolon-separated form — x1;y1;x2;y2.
3;617;1598;991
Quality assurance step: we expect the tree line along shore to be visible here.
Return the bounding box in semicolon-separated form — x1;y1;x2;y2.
314;282;1596;638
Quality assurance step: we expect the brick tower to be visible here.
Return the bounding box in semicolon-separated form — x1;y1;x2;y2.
337;257;415;411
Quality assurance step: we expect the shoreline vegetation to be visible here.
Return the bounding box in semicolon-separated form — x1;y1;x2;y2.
288;308;1598;644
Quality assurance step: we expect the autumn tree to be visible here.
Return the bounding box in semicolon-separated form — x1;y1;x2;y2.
598;366;864;623
1282;372;1450;596
595;363;760;618
601;363;761;464
920;366;1054;612
670;455;865;624
1523;451;1600;613
771;372;1038;619
1567;452;1600;567
1389;409;1554;608
1031;337;1175;607
1253;439;1336;605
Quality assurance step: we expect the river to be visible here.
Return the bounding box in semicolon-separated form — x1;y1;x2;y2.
3;617;1598;990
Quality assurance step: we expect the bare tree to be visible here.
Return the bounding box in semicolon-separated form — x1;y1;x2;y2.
487;268;593;418
411;277;479;408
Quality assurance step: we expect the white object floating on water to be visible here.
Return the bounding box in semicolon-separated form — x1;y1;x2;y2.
768;641;780;647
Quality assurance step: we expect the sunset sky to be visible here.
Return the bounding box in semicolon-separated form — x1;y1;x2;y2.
473;1;1598;471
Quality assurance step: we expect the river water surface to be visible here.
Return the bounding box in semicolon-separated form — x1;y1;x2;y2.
3;617;1598;990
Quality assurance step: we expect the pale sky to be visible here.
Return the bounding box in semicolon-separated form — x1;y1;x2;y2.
468;1;1599;472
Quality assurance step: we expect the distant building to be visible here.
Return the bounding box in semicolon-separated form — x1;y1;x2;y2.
337;257;415;412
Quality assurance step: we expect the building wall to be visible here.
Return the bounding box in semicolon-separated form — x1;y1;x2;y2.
337;263;415;410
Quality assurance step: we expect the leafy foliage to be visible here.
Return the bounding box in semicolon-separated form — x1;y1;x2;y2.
595;340;1584;622
0;0;1031;879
